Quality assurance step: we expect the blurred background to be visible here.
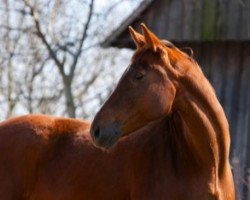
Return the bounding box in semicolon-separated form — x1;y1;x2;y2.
0;0;250;199
0;0;143;120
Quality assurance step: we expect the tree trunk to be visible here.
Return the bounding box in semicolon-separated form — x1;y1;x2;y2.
63;77;76;118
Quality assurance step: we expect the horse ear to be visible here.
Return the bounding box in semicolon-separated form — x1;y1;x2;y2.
140;23;162;52
129;26;145;48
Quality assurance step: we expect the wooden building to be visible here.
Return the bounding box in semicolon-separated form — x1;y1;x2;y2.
102;0;250;199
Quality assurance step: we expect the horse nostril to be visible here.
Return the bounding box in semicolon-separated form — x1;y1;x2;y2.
93;127;100;139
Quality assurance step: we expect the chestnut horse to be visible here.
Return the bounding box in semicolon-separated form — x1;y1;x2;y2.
0;24;234;200
91;24;235;199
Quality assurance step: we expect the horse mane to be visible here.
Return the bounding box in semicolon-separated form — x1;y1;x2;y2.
162;40;194;58
162;40;175;48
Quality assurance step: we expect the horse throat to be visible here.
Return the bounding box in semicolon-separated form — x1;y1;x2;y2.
164;113;202;173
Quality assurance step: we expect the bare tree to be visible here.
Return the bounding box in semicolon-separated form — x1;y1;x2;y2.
0;0;25;118
0;0;142;119
20;32;63;114
21;0;96;118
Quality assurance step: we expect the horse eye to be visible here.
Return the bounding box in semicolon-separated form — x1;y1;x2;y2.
134;72;144;80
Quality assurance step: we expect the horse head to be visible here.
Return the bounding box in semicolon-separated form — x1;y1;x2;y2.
90;24;197;149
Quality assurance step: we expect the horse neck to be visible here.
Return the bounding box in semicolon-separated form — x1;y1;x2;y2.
172;67;230;174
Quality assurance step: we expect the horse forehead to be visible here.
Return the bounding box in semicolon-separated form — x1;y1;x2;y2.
131;49;164;66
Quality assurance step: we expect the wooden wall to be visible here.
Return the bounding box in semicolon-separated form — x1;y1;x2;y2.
105;0;250;48
140;0;250;41
181;41;250;200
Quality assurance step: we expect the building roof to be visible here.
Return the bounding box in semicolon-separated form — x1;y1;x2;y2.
102;0;250;49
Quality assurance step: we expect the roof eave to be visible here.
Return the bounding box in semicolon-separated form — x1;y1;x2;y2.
101;0;154;48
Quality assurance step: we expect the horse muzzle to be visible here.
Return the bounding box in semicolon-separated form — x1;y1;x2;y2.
90;121;121;149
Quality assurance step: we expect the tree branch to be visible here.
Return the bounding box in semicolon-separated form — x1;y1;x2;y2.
69;0;95;79
22;0;65;77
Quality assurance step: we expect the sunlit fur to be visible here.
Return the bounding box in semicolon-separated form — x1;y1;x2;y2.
91;24;235;199
0;24;235;200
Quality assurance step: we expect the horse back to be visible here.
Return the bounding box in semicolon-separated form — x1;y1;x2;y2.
0;114;90;199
